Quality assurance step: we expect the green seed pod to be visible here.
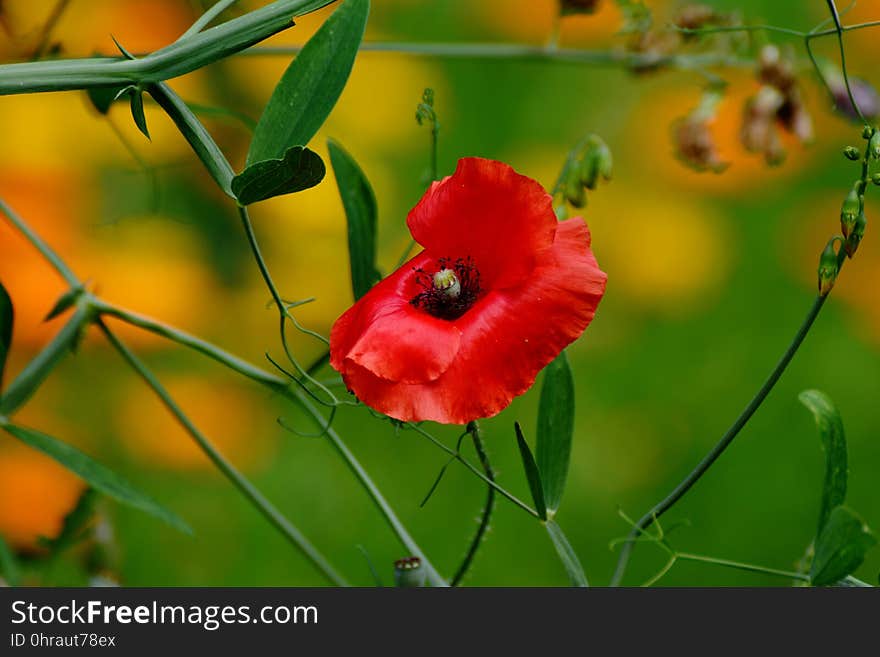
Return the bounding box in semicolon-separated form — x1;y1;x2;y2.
394;557;426;587
843;146;860;161
872;173;880;186
845;211;867;257
840;187;861;237
563;166;586;208
817;239;840;296
863;125;874;140
870;131;880;159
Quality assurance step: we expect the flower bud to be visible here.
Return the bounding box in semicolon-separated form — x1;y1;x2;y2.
394;557;426;587
817;239;840;296
844;146;860;161
863;125;874;140
563;166;586;208
845;211;867;257
872;173;880;186
840;187;861;238
870;131;880;159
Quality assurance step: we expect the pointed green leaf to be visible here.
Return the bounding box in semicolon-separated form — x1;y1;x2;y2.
515;422;547;520
1;423;191;535
327;139;379;299
129;89;150;140
246;0;370;165
44;285;84;322
545;520;588;587
799;390;848;535
811;506;876;586
147;82;235;196
536;352;575;515
86;85;124;115
0;306;89;416
0;280;12;393
0;534;20;586
231;145;325;205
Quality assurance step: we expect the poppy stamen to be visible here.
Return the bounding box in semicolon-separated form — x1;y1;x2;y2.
411;256;481;320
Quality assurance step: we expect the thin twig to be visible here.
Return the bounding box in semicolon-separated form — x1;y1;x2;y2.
97;319;349;586
451;421;496;586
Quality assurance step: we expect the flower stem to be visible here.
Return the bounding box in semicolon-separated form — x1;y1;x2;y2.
824;0;868;126
244;42;752;71
292;391;448;587
0;0;323;95
97;320;349;586
451;421;496;586
675;552;810;582
408;423;541;518
610;292;832;586
0;198;79;287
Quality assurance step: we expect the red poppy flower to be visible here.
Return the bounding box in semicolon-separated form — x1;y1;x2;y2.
330;158;607;424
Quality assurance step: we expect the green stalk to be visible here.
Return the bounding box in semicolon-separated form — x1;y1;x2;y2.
87;299;448;586
0;0;336;94
610;293;831;585
0;198;79;286
450;421;495;586
97;320;348;586
0;306;90;416
293;391;449;587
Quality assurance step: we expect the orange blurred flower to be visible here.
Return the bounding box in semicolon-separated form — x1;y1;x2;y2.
0;444;85;551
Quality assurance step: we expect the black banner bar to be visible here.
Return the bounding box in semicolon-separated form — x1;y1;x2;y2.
1;587;876;653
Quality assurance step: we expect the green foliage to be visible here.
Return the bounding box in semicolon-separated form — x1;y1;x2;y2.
327;139;380;299
0;280;12;393
536;352;575;515
0;534;20;586
231;145;325;205
246;0;370;166
799;390;848;535
514;422;547;520
129;90;150;140
811;506;876;586
1;423;191;535
0;307;88;416
86;86;122;115
45;285;85;322
545;520;588;587
148;82;235;196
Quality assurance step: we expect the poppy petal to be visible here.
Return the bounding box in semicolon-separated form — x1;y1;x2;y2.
406;158;557;289
330;252;461;384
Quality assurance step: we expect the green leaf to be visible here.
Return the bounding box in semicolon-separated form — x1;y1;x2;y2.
0;280;12;393
536;352;575;515
545;520;588;587
327;139;379;299
514;422;547;520
1;423;191;535
0;306;88;416
44;285;85;322
0;534;20;586
86;85;124;115
231;145;325;205
129;88;150;140
147;82;235;197
246;0;370;165
799;390;848;535
810;506;876;586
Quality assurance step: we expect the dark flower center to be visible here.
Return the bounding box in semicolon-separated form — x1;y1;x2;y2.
410;256;482;320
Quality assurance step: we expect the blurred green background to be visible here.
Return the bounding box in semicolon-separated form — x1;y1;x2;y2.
0;0;878;586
